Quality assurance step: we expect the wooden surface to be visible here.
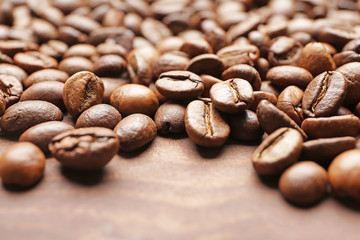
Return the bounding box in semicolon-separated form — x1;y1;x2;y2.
0;131;359;240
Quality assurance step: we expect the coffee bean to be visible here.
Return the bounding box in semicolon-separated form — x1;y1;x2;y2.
64;14;102;34
279;161;328;206
155;101;186;135
277;86;304;126
155;70;204;100
318;24;359;48
210;78;254;114
336;62;360;105
0;142;45;187
301;115;360;139
250;91;277;112
101;77;129;103
141;18;172;45
39;40;68;61
217;44;259;69
49;127;119;171
63;43;98;59
256;100;307;140
266;66;313;89
302;71;346;118
19;121;74;153
0;63;28;84
20;81;64;110
333;51;360;67
185;100;230;147
0;52;13;64
24;69;69;88
63;71;104;118
186;53;224;77
58;26;88;46
180;38;213;57
88;27;134;51
114;113;157;151
328;149;360;200
96;41;127;57
259;81;280;97
0;74;23;107
268;36;303;66
30;18;58;42
0;100;63;132
153;52;189;78
0;39;38;57
251;127;303;176
227;14;261;41
76;104;121;129
93;54;127;77
13;51;58;73
229;110;263;141
337;106;353;116
156;36;184;54
200;74;222;98
221;64;261;91
110;84;159;116
301;136;356;164
58;56;94;76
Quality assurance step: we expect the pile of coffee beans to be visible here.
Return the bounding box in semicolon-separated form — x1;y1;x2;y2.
0;0;360;207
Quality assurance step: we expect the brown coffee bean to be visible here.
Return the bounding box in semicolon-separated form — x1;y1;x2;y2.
58;26;88;46
300;42;336;77
259;81;280;97
19;121;74;153
0;63;28;84
333;51;360;67
200;74;222;98
301;136;356;164
0;52;13;64
63;44;98;59
217;44;259;69
201;20;229;53
20;81;64;110
302;71;346;118
49;127;119;171
301;115;360;139
0;142;45;187
114;113;157;151
0;100;63;132
180;38;213;57
186;53;224;77
30;18;58;42
153;52;189;78
0;74;23;107
249;91;277;112
185;100;230;147
63;71;104;119
279;161;328;206
102;77;129;103
266;66;313;89
93;54;127;77
251;128;303;176
229;110;263;141
64;14;102;34
277;86;304;126
268;36;303;66
96;41;127;57
328;149;360;200
155;101;186;135
336;62;360;105
222;64;261;91
0;40;38;57
110;84;159;116
156;37;184;54
141;18;172;45
88;27;134;52
227;14;261;41
318;24;360;48
58;56;94;76
355;102;360;118
210;78;254;114
13;51;58;73
155;70;204;100
256;100;307;140
24;69;69;88
39;40;68;61
76;104;121;129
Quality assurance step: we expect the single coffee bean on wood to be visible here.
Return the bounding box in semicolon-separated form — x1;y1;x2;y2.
63;71;104;118
49;127;119;171
229;110;263;141
277;86;304;126
76;104;122;129
185;100;230;147
19;121;75;153
154;101;186;135
0;142;45;187
251;127;303;176
0;100;63;132
279;161;328;206
114;113;157;152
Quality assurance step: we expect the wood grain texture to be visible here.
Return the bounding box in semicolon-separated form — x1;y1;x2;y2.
0;133;359;240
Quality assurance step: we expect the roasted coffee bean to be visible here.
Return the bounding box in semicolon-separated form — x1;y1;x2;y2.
58;56;94;76
63;71;104;119
302;71;346;118
88;27;134;51
93;54;127;77
333;51;360;67
279;161;328;206
155;101;186;135
227;14;261;41
156;36;184;54
221;64;261;91
259;81;280;97
24;69;69;88
153;52;190;78
318;24;360;48
0;94;5;116
49;127;119;171
299;42;336;77
217;44;259;69
336;62;360;105
328;149;360;200
0;100;63;132
0;52;13;64
0;74;23;107
277;86;304;126
64;14;102;34
19;121;74;153
58;26;88;46
186;53;224;77
180;38;213;57
96;41;127;57
185;100;230;147
202;20;229;53
141;18;172;45
0;40;38;57
63;43;98;59
110;84;159;116
76;104;121;129
102;77;129;103
355;102;360;118
0;142;45;187
301;115;360;139
155;70;204;100
39;40;68;61
13;51;58;73
200;74;222;98
251;128;303;176
229;110;263;141
210;78;254;114
301;136;356;164
266;66;313;89
114;113;157;152
256;100;307;140
30;18;58;42
20;81;64;110
250;91;277;112
0;63;28;84
268;36;303;66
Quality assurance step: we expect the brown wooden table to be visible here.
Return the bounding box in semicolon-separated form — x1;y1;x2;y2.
0;132;359;240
